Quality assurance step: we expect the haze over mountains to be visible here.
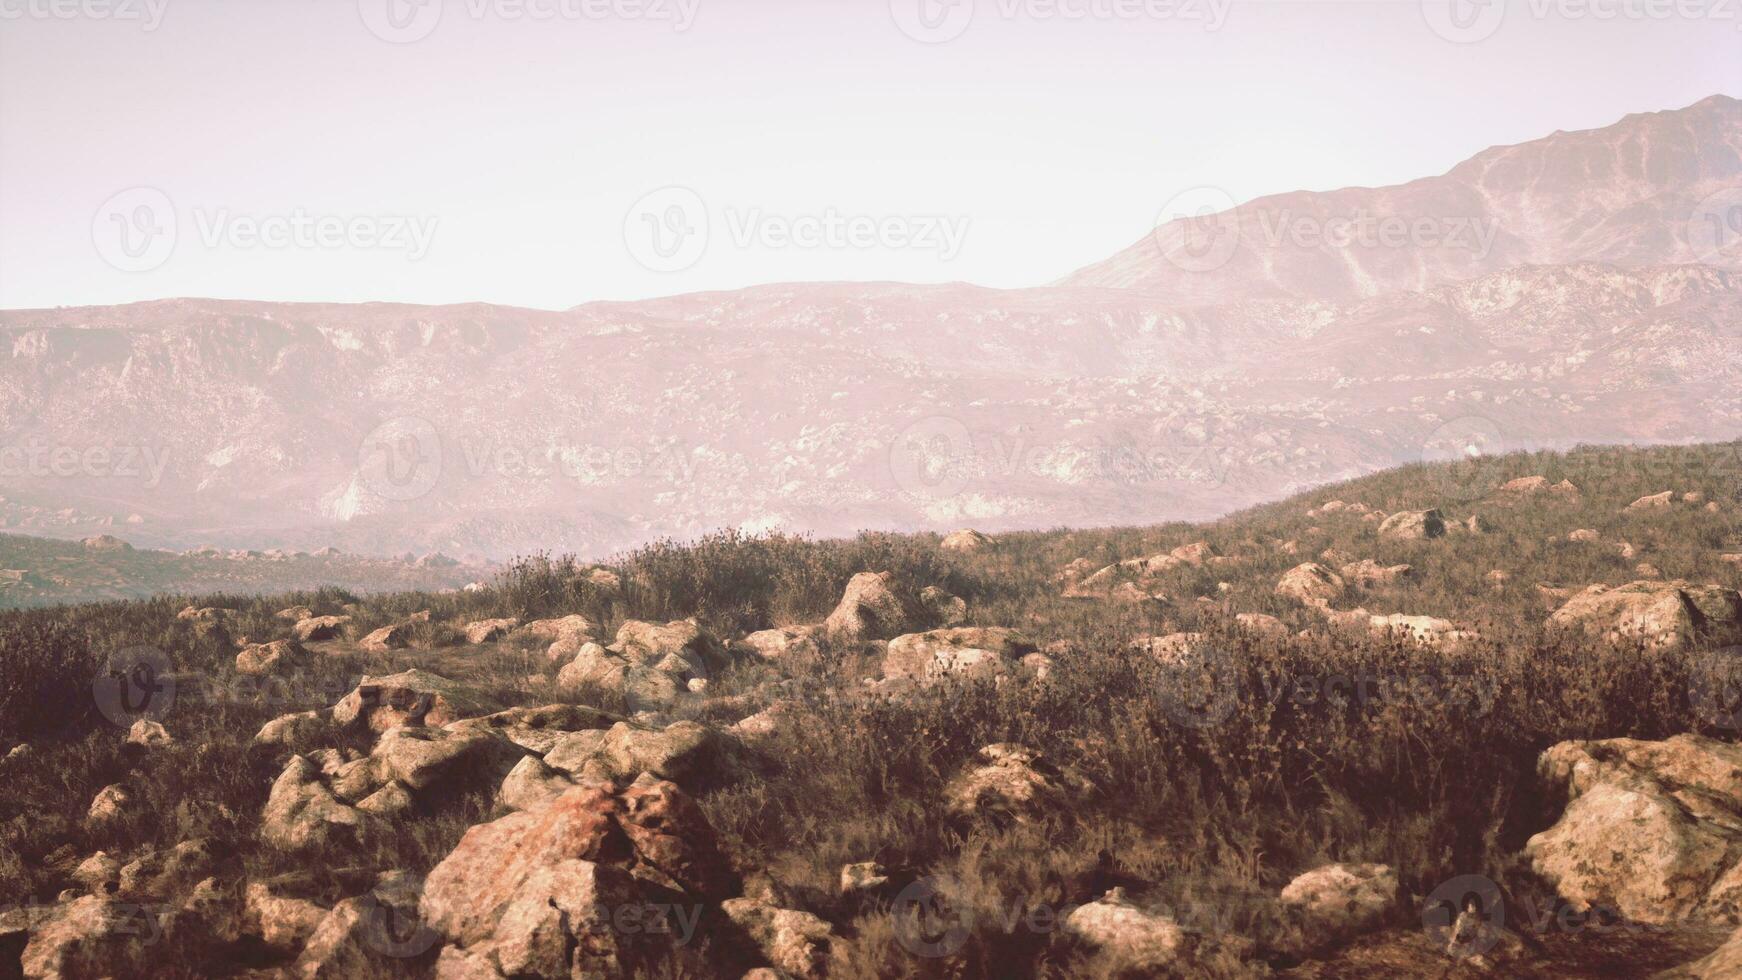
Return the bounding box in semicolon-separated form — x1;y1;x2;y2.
2;96;1738;561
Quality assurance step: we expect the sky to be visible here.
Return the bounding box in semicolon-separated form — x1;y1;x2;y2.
1;0;1737;311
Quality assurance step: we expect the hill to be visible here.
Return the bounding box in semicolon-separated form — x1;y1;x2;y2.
3;440;1742;976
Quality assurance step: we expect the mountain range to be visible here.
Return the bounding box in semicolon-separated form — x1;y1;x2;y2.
2;95;1738;561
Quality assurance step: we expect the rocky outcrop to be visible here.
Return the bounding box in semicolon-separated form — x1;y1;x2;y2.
940;529;994;553
734;626;820;661
260;755;366;853
235;639;311;676
542;721;726;788
1277;863;1396;954
882;627;1036;682
1378;509;1446;540
1526;735;1742;926
1547;581;1742;652
463;618;519;644
1627;490;1676;512
332;669;498;733
360;622;416;652
720;897;834;978
444;703;623;756
293;615;351;643
824;572;915;643
1276;562;1345;608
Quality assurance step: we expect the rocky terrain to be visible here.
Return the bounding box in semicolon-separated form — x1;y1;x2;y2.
3;440;1742;977
2;97;1738;562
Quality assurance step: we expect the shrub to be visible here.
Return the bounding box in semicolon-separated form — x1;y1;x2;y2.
0;619;99;742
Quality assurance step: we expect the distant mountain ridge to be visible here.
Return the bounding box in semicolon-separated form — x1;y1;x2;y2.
1;97;1738;560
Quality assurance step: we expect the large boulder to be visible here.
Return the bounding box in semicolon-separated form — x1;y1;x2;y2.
1061;888;1187;974
557;645;685;714
360;622;416;652
1275;562;1346;608
824;572;914;644
332;669;498;733
613;619;728;677
243;881;328;954
1277;863;1396;954
463;618;519;645
294;615;351;643
1547;581;1742;652
882;627;1036;682
543;721;726;788
1526;735;1742;926
720;898;834;979
235;639;311;676
293;871;435;978
260;755;366;853
734;626;820;661
421;774;736;972
445;703;624;756
940;529;994;553
1378;509;1446;541
20;896;161;979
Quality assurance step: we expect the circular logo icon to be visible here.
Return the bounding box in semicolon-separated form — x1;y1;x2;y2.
890;0;974;43
1151;641;1239;728
624;186;709;273
92;187;177;273
1420;0;1505;43
1421;415;1507;502
1689;647;1742;731
357;885;442;959
92;646;176;729
358;0;443;43
1152;186;1241;274
889;416;974;500
1689;187;1742;266
891;876;972;958
1423;874;1505;960
358;417;443;502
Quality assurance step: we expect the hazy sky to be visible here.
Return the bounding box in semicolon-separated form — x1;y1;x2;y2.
1;0;1737;310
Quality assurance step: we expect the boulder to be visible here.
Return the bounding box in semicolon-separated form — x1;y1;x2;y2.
1378;509;1446;540
919;585;968;626
1061;888;1186;973
613;619;728;676
1234;613;1288;637
1569;528;1601;542
1367;613;1475;649
332;669;498;733
1526;734;1742;926
1339;559;1414;590
1278;863;1396;953
81;534;132;552
260;755;366;853
557;645;684;714
499;756;576;813
462;618;519;645
516;615;596;649
254;710;335;748
735;627;820;661
940;529;994;553
1627;491;1676;512
275;605;314;622
1275;563;1345;608
882;627;1036;682
1678;925;1742;978
125;719;171;748
543;721;724;788
294;616;351;643
294;872;434;979
824;572;914;643
20;896;161;979
243;881;327;953
943;743;1094;823
720;897;834;979
839;862;890;899
360;622;416;652
444;704;623;756
86;784;134;828
1547;581;1742;652
365;726;519;793
235;639;311;676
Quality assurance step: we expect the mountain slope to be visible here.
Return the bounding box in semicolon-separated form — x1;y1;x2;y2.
1062;95;1742;302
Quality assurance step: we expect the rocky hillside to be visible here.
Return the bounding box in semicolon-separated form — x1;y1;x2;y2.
0;533;491;609
3;441;1742;977
2;98;1739;561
